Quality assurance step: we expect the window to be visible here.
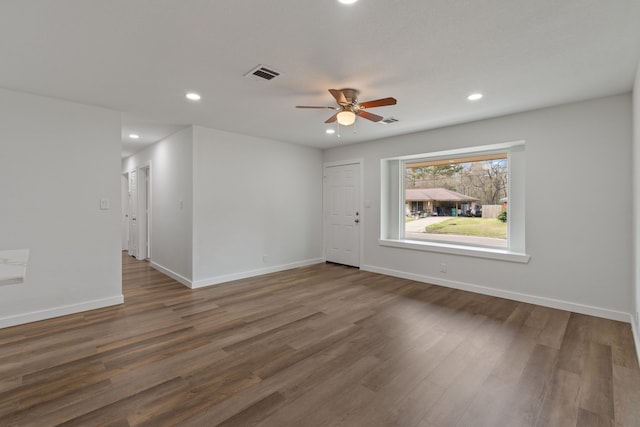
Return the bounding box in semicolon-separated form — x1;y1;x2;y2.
410;201;424;214
405;153;508;248
381;141;528;262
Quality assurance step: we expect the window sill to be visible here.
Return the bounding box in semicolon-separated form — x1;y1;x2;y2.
379;238;531;263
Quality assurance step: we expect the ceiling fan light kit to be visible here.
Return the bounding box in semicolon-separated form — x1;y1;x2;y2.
337;110;357;126
296;88;397;130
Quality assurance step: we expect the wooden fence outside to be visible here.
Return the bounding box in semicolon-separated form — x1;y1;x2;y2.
482;204;504;219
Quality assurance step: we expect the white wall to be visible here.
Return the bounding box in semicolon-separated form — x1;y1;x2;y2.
633;64;640;349
0;88;122;328
191;126;323;286
122;127;194;284
325;94;633;321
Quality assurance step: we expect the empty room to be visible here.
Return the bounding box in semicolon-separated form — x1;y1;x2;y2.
1;1;640;425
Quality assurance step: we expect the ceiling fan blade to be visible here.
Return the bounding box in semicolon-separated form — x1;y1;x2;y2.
325;112;339;123
296;105;338;109
358;97;397;109
357;110;383;122
329;89;348;105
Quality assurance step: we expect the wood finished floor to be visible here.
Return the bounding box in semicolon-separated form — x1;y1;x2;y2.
1;254;639;426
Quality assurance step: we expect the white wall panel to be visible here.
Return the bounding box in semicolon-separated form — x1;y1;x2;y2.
325;94;633;319
192;126;323;285
0;88;122;327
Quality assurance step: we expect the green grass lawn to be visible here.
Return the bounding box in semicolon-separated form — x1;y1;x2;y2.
425;217;507;238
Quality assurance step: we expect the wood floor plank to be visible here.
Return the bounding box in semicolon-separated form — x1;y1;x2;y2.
454;325;545;427
504;343;559;426
59;376;189;427
0;253;638;426
215;391;286;427
575;407;615;427
255;355;381;427
535;368;581;427
557;313;590;374
579;341;615;420
612;364;640;426
538;309;571;350
419;338;505;426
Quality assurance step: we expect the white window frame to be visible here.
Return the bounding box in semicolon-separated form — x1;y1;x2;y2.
380;141;530;263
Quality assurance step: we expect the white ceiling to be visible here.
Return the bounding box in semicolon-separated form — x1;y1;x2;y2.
1;1;639;157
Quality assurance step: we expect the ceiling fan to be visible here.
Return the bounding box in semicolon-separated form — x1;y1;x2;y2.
296;88;397;126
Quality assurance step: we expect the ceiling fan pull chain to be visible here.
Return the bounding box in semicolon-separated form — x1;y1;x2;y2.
337;122;341;138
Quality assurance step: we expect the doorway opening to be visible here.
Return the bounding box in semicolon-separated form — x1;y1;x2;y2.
121;165;152;261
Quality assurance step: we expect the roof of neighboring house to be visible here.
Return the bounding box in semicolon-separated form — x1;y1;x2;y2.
406;188;479;202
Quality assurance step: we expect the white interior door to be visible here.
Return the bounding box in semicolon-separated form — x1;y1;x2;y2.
325;163;361;267
128;169;138;257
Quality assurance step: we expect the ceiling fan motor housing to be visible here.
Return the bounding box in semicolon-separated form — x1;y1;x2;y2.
339;88;359;106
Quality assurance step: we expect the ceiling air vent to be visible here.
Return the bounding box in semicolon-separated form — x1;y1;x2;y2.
244;64;280;81
380;117;399;124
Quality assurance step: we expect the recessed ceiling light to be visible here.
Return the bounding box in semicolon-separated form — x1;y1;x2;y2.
129;134;140;139
467;93;483;101
185;92;201;101
326;129;336;134
338;0;358;4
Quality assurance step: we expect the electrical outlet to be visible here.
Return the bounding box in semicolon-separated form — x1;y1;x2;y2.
262;254;268;263
440;263;447;273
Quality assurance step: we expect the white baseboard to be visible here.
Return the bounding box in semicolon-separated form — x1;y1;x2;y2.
0;295;124;329
361;264;632;323
190;258;325;289
149;262;193;288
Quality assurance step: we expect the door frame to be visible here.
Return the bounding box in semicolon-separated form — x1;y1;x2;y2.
121;173;129;251
323;159;364;268
128;169;138;257
124;162;152;261
136;162;152;261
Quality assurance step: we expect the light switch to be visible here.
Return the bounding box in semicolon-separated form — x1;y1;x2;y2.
100;198;110;210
